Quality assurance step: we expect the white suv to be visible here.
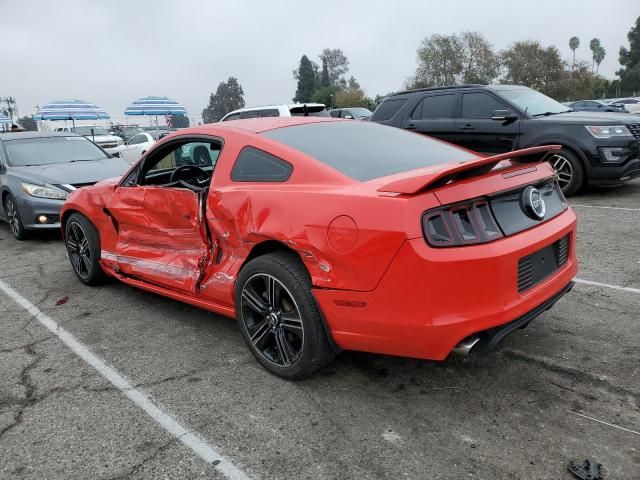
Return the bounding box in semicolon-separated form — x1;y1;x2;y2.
54;126;123;155
220;103;328;121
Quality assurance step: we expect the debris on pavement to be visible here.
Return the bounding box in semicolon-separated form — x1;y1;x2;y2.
568;459;603;480
55;296;69;306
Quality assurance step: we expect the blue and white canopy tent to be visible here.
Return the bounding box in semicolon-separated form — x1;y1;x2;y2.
124;96;187;129
33;100;110;129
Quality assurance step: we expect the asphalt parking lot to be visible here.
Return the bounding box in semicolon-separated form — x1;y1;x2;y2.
1;181;639;480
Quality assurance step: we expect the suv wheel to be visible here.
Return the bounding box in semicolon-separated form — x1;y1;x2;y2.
549;148;584;196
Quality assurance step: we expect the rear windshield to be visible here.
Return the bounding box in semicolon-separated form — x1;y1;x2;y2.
4;136;109;166
289;106;329;117
262;121;477;181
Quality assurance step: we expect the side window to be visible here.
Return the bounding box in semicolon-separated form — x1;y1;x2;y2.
129;134;147;145
329;110;340;118
411;94;456;119
139;141;221;186
461;93;508;119
241;111;259;119
370;98;407;121
258;109;279;118
223;113;241;121
231;146;292;182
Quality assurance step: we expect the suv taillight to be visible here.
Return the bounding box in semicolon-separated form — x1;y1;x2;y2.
422;201;503;247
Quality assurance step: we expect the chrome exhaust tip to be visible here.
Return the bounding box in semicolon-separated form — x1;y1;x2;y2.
452;336;481;356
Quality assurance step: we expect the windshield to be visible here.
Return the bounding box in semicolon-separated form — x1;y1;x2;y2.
262;121;477;181
73;126;109;136
4;136;109;166
499;89;571;116
349;108;373;118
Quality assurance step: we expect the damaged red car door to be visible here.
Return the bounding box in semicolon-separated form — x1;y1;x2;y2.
105;185;210;293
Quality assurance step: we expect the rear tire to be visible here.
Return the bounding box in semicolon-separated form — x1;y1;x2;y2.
3;194;28;241
64;213;107;286
549;148;584;196
235;252;336;379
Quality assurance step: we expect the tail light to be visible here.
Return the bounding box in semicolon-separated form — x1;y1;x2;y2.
422;200;503;247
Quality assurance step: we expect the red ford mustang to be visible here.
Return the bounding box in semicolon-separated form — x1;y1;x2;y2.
61;117;578;378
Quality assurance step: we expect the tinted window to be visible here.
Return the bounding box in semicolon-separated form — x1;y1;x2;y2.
231;147;293;182
4;136;108;166
329;110;341;118
370;98;406;121
461;93;507;119
241;111;259;119
258;109;280;118
289;106;329;117
223;113;242;121
262;121;476;182
130;134;147;145
412;94;456;119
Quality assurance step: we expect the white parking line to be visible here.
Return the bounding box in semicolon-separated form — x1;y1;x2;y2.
574;278;640;295
0;278;252;480
570;204;640;212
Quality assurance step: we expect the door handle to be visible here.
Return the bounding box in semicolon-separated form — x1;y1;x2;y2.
406;124;417;130
459;124;475;130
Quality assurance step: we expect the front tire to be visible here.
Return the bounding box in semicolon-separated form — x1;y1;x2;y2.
549;148;584;196
64;213;107;286
4;194;28;240
235;252;336;379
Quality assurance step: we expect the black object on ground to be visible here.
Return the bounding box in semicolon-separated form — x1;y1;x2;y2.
568;459;603;480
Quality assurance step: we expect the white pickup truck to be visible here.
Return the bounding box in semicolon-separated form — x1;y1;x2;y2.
54;126;123;156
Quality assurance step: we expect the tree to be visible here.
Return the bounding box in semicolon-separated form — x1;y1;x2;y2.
319;48;349;87
311;85;341;108
618;16;640;95
18;116;37;131
171;114;189;128
320;58;330;88
413;34;464;87
201;77;245;123
589;38;602;73
569;36;580;69
593;45;606;73
459;31;500;84
293;55;317;102
501;41;564;96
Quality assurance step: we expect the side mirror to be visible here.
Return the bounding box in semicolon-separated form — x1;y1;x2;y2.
491;110;518;122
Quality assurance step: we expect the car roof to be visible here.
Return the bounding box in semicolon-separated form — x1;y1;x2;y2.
223;103;326;117
0;131;82;141
166;117;338;137
388;84;530;97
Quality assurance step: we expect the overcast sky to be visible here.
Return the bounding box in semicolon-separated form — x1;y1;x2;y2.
3;0;639;124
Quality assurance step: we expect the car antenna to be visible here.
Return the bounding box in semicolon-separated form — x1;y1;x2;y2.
513;106;528;151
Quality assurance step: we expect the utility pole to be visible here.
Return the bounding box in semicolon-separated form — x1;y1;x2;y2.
1;97;19;123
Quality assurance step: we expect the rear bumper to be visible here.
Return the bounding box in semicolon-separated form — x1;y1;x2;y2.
314;209;578;360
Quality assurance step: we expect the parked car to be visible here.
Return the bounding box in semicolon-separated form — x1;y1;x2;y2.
61;117;577;379
113;130;171;163
0;132;130;240
54;125;124;156
220;103;328;121
371;85;640;195
329;107;372;119
610;98;640;114
567;100;627;113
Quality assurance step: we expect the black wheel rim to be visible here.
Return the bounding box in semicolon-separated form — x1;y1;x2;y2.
5;198;20;236
66;222;92;279
240;273;304;367
550;154;573;191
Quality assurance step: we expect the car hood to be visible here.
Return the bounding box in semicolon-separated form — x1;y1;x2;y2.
532;111;640;125
10;158;130;186
83;134;121;143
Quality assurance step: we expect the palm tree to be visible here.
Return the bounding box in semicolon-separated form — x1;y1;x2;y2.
589;38;602;73
569;36;580;70
594;46;606;74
